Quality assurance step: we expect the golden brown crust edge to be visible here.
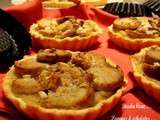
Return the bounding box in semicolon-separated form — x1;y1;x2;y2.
42;0;107;8
108;26;160;52
130;46;160;102
43;1;75;8
81;0;107;6
3;56;126;120
30;21;103;51
31;35;99;51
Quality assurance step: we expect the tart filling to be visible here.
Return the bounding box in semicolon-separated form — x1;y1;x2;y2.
42;0;107;8
131;46;160;102
42;0;77;8
30;16;103;50
112;17;160;39
108;17;160;51
3;49;126;119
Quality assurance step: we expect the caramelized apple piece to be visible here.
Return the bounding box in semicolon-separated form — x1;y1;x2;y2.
113;18;141;30
72;52;124;91
125;29;156;38
89;65;124;91
46;85;94;109
143;63;160;80
14;57;46;76
144;47;160;64
12;75;42;94
37;49;72;63
71;52;107;69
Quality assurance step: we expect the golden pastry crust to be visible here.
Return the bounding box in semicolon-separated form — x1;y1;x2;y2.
81;0;107;6
108;17;160;52
130;46;160;102
3;49;126;120
30;16;103;51
42;0;107;8
42;0;75;8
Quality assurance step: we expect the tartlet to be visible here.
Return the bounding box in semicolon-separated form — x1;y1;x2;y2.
108;17;160;52
131;46;160;102
42;0;107;8
30;16;103;51
3;48;126;120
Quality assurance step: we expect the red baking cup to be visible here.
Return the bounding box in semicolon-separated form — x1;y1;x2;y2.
5;0;42;29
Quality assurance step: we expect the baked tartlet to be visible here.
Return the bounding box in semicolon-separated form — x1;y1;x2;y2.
108;17;160;52
3;48;126;120
30;16;103;51
131;46;160;102
42;0;107;8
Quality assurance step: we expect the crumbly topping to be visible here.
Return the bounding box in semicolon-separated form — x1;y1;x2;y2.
113;17;160;38
35;16;98;39
12;49;124;108
143;47;160;81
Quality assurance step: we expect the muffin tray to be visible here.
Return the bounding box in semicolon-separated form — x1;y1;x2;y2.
0;2;159;120
103;2;152;17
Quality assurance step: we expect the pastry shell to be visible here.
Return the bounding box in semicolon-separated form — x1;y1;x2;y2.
42;0;107;8
30;18;103;51
43;1;75;8
81;0;107;7
108;25;160;52
130;46;160;102
3;55;126;120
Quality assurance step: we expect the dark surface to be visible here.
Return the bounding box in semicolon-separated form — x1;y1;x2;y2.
103;2;152;17
144;0;160;16
0;28;18;68
0;9;31;69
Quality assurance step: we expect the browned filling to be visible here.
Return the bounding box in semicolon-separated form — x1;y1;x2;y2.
113;17;160;38
142;47;160;80
35;16;98;39
42;0;80;5
12;49;124;109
